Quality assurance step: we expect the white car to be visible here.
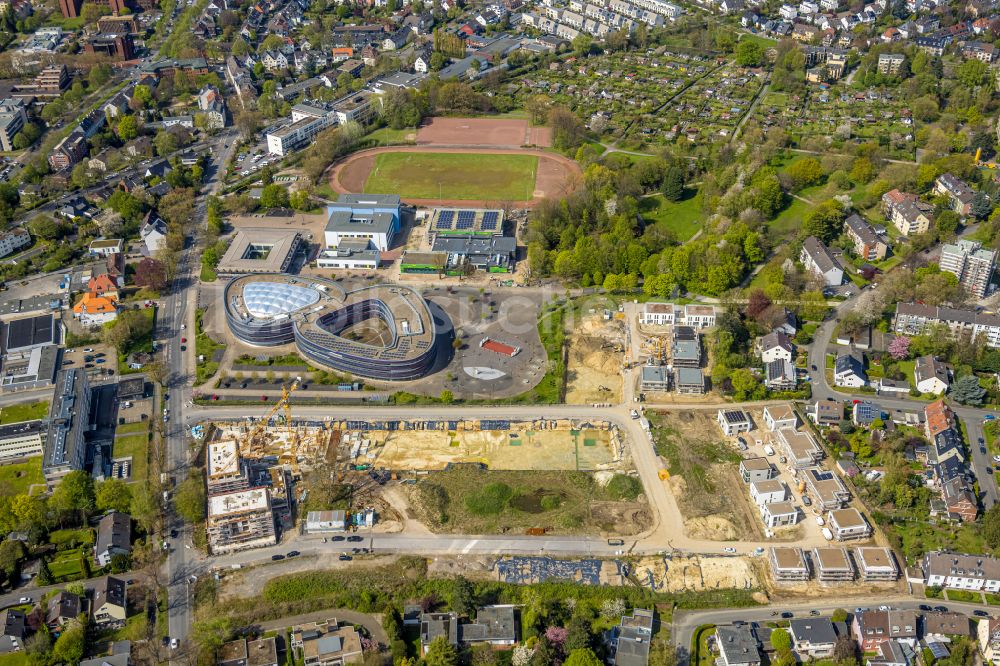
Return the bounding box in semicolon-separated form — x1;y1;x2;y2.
18;597;31;604
993;455;1000;463
723;547;736;553
83;348;93;352
180;324;186;330
170;638;179;649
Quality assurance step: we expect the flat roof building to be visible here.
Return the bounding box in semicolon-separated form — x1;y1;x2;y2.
827;508;872;541
770;546;810;581
740;457;773;483
43;369;90;483
855;547;899;581
0;419;44;461
675;367;704;394
4;313;56;352
325;194;401;252
811;546;855;581
718;409;752;436
775;427;823;469
216;228;303;275
206;487;277;555
640;364;670;392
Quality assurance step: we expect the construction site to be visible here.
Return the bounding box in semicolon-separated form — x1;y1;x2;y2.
198;380;643;551
565;310;627;405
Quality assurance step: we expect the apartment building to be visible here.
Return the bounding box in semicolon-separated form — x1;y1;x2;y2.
0;228;30;258
935;173;975;216
775;427;823;469
852;610;917;651
206;440;249;495
856;547;899;581
894;303;1000;348
206;487;277;555
881;189;934;235
924;552;1000;592
0;98;26;152
811;546;855;581
826;508;872;540
266;103;337;156
939;239;996;298
770;547;810;581
800;236;844;286
48;131;88;171
877;53;905;74
844;213;888;261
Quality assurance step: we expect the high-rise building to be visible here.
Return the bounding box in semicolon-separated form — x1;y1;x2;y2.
939;239;996;298
58;0;81;18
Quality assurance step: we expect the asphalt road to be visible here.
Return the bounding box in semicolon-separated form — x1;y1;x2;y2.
806;294;999;508
164;130;239;653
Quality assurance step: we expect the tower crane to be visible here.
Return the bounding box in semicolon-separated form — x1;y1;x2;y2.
240;377;300;459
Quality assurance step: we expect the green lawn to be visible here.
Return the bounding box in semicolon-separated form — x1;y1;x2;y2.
0;459;44;496
364;152;539;201
0;653;31;666
769;196;811;240
196;309;226;386
0;400;49;424
116;421;150;436
49;548;85;582
49;527;95;549
118;308;156;375
113;434;149;484
639;191;703;242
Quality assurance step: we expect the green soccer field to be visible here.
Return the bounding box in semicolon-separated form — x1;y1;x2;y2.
363;152;539;201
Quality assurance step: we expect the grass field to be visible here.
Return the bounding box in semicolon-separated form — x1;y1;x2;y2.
49;547;85;582
0;459;44;496
0;400;49;424
639;191;703;242
364;152;539;201
113;433;149;484
409;465;646;535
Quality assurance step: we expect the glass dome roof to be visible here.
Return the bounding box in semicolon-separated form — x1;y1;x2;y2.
243;282;320;318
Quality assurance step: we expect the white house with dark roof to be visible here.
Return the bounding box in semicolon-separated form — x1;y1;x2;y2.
800;236;844;286
914;356;949;395
758;331;794;363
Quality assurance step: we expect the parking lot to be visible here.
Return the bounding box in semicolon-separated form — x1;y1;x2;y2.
61;342;117;382
233;141;282;178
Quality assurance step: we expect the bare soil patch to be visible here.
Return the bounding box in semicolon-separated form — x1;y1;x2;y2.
416;117;553;147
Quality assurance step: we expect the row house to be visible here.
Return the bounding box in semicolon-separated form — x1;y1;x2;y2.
893;303;1000;348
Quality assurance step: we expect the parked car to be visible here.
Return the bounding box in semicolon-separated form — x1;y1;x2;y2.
18;597;31;604
975;610;990;617
286;550;300;557
347;535;363;542
271;554;285;561
339;553;352;561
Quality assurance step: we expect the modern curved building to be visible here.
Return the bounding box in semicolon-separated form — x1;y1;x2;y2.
223;274;438;381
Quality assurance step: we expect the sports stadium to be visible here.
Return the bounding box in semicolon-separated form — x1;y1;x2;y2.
223;274;438;381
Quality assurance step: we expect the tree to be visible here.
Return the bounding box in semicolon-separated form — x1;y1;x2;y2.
451;576;474;616
153;130;180;157
174;472;206;523
28;215;63;241
957;58;989;88
52;618;86;664
950;374;986;405
430;51;446;71
971;191;992;220
117;115;139;141
571;33;593;56
662;166;684;201
803;200;845;244
770;628;792;653
736;40;764;66
439;389;454;403
983;503;1000;549
549;106;585;151
564;614;592;652
96;479;133;514
745;289;772;320
424;636;458;666
888;336;910;360
134;258;167;291
730;368;765;400
830;608;849;623
259;184;290;209
833;636;857;663
935;210;960;239
50;471;95;524
786;157;823;190
563;648;602;666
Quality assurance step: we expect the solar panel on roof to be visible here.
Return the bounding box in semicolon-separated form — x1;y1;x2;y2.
481;211;499;230
436;210;455;229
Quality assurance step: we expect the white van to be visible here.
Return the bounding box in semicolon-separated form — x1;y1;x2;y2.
763;444;775;456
